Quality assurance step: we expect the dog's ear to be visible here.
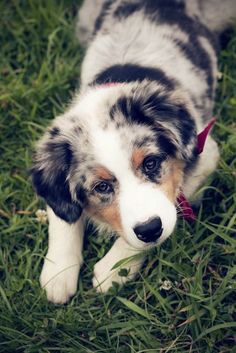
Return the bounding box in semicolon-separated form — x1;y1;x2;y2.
133;86;198;161
31;130;83;223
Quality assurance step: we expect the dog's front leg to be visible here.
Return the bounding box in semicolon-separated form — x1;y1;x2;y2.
40;207;84;304
93;237;144;293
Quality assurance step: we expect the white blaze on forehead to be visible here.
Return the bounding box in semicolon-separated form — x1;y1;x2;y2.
91;126;132;179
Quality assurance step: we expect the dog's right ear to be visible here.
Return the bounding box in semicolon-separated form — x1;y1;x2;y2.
31;128;83;223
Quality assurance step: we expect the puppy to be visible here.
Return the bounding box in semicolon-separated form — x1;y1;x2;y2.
31;0;236;303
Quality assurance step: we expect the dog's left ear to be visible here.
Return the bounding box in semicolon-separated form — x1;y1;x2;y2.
31;131;83;223
136;87;198;161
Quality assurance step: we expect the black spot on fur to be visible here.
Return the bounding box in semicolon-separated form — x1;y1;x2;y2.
173;37;214;98
184;146;199;173
141;92;173;119
73;126;82;135
31;141;83;223
110;92;196;161
110;95;179;156
32;168;83;223
144;1;218;51
80;174;86;183
113;2;141;19
140;92;195;146
94;0;113;34
134;136;156;148
157;134;177;156
147;100;195;146
176;106;195;145
49;127;60;138
75;184;87;204
114;0;186;19
45;141;73;168
142;0;218;98
111;96;154;126
219;27;234;49
93;64;175;90
144;0;185;14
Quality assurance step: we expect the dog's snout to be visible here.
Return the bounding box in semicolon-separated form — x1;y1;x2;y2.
133;217;163;243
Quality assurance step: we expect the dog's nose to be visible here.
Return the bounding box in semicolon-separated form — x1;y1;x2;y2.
133;217;163;243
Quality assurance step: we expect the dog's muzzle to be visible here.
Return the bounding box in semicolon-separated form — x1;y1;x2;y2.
133;217;163;243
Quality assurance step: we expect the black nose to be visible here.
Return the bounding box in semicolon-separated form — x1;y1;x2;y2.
133;217;163;243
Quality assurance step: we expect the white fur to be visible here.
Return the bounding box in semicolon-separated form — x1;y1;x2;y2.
40;207;84;303
93;237;143;292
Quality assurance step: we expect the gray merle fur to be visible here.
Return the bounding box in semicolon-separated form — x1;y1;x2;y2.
92;64;175;90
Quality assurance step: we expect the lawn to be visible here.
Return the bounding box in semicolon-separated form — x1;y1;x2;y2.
0;1;236;352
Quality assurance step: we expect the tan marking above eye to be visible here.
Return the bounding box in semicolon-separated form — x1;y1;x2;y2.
93;166;114;181
131;148;147;170
159;159;184;202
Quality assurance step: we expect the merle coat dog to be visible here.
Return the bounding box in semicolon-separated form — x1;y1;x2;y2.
31;0;236;303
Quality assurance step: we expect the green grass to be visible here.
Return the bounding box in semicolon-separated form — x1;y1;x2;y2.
0;1;236;352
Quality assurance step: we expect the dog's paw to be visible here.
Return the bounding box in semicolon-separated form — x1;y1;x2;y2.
92;259;124;293
40;256;82;304
92;256;141;293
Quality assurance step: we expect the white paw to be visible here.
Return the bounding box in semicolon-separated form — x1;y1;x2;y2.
40;255;82;304
92;257;141;293
92;264;122;293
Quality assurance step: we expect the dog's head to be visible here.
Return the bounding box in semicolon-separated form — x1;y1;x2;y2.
32;82;198;249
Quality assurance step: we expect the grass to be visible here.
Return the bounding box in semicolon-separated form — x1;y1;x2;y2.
0;1;235;352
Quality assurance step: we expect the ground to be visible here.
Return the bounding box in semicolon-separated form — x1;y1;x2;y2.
0;1;236;352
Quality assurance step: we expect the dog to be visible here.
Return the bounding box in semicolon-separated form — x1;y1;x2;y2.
31;0;236;303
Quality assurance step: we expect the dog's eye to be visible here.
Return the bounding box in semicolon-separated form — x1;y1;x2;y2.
94;181;113;194
142;156;160;174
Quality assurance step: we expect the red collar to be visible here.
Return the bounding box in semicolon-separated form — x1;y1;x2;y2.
177;117;216;221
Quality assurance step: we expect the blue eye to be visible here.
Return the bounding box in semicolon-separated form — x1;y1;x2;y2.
94;181;113;194
142;156;160;174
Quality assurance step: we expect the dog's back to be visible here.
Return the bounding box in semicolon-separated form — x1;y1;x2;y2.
77;0;236;122
77;0;236;45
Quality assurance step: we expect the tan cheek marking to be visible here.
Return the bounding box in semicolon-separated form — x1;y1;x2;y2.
87;202;123;232
99;203;122;231
159;160;184;202
132;148;146;170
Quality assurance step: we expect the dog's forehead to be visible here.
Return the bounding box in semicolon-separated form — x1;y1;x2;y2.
71;85;125;126
69;87;158;172
89;119;155;180
91;127;131;177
